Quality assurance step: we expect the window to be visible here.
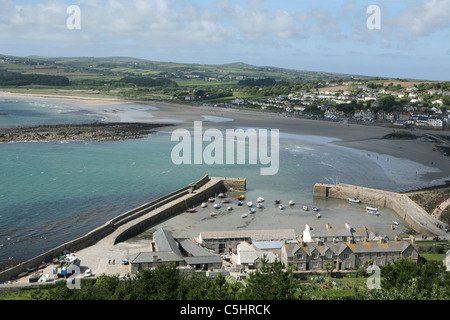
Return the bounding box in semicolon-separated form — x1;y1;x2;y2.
296;263;303;269
296;253;303;260
326;252;333;259
312;262;319;268
344;262;351;269
344;253;349;259
312;253;318;259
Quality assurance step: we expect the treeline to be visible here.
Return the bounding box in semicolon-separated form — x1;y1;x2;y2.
0;72;70;86
238;78;277;86
120;76;178;87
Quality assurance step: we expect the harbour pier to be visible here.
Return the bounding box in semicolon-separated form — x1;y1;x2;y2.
0;175;246;284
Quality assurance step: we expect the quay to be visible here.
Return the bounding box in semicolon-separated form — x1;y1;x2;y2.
0;175;246;284
313;182;449;236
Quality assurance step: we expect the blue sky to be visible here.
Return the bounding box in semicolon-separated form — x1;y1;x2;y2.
1;0;449;80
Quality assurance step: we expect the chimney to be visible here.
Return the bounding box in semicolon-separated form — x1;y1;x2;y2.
347;236;355;244
364;237;369;242
326;223;331;230
345;223;351;230
409;235;415;245
305;224;311;231
333;237;338;243
316;237;323;246
378;237;386;244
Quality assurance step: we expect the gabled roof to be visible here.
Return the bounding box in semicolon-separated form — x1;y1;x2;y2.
153;228;182;257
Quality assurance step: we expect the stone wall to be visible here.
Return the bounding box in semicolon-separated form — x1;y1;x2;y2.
313;183;447;236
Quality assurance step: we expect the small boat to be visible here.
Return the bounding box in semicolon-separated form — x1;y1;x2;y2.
241;213;248;218
367;209;380;215
275;199;281;204
221;199;230;203
29;271;43;283
17;271;28;278
236;201;243;206
316;213;321;218
257;203;263;209
349;198;361;203
218;193;226;198
249;208;256;214
247;201;253;207
201;202;207;208
257;197;265;203
208;197;215;203
303;206;308;211
213;203;221;209
279;204;285;210
392;221;399;226
186;208;197;213
366;206;379;211
210;212;218;217
312;206;319;212
289;200;295;206
237;195;245;200
227;206;233;211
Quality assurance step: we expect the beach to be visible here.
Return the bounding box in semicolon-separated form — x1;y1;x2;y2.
1;91;450;283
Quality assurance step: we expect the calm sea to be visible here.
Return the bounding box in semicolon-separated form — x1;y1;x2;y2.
0;99;438;265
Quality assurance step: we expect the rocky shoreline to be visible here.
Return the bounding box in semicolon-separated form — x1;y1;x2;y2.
0;122;174;143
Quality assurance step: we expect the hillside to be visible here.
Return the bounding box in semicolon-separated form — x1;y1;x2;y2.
0;54;372;84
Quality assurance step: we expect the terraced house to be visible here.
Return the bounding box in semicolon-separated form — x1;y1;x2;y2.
280;237;419;271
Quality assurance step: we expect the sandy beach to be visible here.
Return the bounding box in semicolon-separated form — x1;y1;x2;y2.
2;91;450;284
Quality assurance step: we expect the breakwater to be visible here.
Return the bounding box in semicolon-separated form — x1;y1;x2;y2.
0;175;246;283
313;183;448;236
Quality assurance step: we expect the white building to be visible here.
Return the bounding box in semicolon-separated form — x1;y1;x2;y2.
446;250;450;272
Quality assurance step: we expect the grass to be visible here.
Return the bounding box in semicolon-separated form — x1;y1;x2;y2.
419;252;446;262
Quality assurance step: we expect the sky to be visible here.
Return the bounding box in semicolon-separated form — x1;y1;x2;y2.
0;0;449;80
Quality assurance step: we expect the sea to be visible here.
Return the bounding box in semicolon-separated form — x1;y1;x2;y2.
0;98;442;266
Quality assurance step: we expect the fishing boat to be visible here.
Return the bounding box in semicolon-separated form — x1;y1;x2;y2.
236;201;243;206
289;200;295;206
367;209;380;215
275;199;281;204
227;206;233;211
392;221;399;226
247;201;253;207
366;206;379;211
237;195;245;200
213;203;221;209
279;204;285;210
218;193;226;198
312;206;319;212
249;208;256;214
208;197;215;203
29;271;43;283
257;197;265;203
17;271;28;278
257;203;263;209
241;213;248;218
316;213;321;218
349;198;361;203
210;212;217;217
186;208;197;213
303;206;308;211
201;202;207;208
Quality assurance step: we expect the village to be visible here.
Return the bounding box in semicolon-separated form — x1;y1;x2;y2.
195;80;450;130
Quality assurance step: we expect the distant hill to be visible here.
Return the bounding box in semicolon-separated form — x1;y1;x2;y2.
0;54;374;83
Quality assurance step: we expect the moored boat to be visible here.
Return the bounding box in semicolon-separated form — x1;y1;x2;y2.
257;203;263;208
247;201;253;207
366;206;379;211
303;206;308;211
236;201;243;206
312;206;319;212
241;213;248;218
201;202;207;208
227;206;233;211
289;200;295;206
257;197;265;203
208;197;215;203
316;213;321;218
275;199;281;204
213;203;221;209
249;208;256;214
279;204;285;210
186;208;196;213
392;220;399;226
210;212;217;217
349;198;361;203
218;193;226;198
367;209;380;215
237;195;245;200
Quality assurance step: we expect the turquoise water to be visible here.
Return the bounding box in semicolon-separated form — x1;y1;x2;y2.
0;99;435;265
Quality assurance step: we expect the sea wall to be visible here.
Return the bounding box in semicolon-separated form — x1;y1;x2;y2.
313;183;446;236
0;175;244;283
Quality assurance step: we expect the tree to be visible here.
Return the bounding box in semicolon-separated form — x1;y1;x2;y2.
243;258;299;300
